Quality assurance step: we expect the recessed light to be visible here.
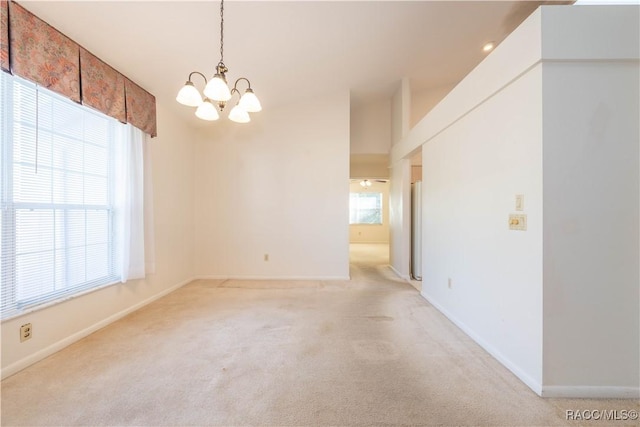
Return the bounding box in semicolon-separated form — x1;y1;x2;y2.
483;41;495;52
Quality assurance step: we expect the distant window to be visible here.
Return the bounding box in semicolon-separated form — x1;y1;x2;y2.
350;193;382;224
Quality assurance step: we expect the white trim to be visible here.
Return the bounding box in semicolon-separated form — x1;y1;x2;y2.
195;275;351;281
420;291;544;396
1;277;194;380
389;265;411;282
542;386;640;399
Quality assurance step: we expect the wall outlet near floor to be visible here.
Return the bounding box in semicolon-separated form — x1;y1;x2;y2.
447;278;452;289
20;323;32;342
509;214;527;231
264;254;269;262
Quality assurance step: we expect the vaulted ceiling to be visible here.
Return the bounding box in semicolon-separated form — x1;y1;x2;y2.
19;1;567;127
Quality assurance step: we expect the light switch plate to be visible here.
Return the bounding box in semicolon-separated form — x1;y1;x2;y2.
509;214;527;231
515;194;524;211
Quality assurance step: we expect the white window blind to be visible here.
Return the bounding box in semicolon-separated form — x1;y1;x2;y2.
1;72;124;319
349;192;383;224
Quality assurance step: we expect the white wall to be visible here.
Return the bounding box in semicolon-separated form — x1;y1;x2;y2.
541;59;639;395
389;159;411;280
389;78;413;279
350;97;391;179
391;79;411;146
421;65;544;392
349;181;390;243
1;103;197;378
194;91;350;280
350;98;390;155
392;5;639;398
391;8;542;162
410;84;455;129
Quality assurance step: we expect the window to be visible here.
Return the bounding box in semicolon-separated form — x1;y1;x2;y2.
1;72;124;319
350;192;383;224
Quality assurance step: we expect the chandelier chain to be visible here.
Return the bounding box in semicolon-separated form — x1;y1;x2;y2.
219;0;224;64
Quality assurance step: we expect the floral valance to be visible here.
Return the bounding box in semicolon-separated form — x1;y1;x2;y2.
80;48;126;124
125;79;157;138
9;1;80;102
4;1;156;137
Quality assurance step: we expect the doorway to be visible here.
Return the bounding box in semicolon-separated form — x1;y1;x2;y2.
348;178;390;271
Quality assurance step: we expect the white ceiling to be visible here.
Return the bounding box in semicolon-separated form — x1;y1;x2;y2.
18;1;564;128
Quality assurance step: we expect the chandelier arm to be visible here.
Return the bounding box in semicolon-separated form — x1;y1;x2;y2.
188;71;208;84
233;77;252;91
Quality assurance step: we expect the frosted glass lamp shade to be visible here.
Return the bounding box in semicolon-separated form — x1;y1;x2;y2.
176;81;203;107
203;74;232;101
238;89;262;113
195;99;220;121
228;105;250;123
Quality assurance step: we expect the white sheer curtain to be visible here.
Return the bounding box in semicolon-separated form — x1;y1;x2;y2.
115;124;155;282
143;137;156;275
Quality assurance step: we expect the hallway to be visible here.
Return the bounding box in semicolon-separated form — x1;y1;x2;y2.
1;248;637;425
349;243;398;283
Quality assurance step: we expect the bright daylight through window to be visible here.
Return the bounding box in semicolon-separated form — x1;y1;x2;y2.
349;192;383;225
0;72;127;319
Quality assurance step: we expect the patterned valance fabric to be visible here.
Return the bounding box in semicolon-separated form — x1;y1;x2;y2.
125;79;157;138
2;1;156;137
0;1;8;72
9;1;80;102
80;48;126;123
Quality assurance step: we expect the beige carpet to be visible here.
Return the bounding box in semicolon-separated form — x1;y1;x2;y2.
1;243;638;426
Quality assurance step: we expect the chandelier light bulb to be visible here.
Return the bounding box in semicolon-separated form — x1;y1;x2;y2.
238;88;262;113
228;104;251;123
176;81;203;107
204;74;232;102
195;98;220;121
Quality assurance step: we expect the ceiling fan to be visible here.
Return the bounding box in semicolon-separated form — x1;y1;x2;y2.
351;179;389;187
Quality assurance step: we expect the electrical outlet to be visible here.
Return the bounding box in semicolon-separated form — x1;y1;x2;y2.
509;214;527;231
20;323;32;342
264;254;269;262
447;278;452;289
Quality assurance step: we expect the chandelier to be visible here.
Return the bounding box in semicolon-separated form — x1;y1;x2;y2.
176;0;261;123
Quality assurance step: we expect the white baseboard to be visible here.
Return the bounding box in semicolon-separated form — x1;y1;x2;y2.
542;386;640;399
420;291;543;396
420;292;640;399
195;275;351;281
389;265;411;282
1;277;194;380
